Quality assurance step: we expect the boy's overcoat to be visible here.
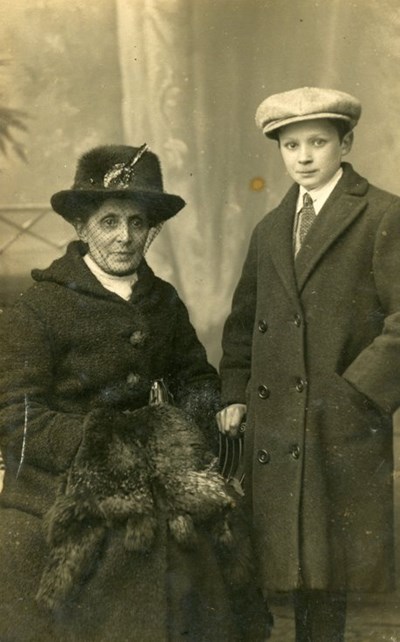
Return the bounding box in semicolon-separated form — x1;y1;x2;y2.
220;162;400;592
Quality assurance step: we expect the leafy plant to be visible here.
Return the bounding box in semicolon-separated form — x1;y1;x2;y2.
0;59;28;162
0;105;28;161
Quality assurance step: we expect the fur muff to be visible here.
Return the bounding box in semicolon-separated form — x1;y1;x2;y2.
36;404;236;611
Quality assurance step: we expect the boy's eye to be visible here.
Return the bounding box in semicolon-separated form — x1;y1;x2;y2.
284;142;298;150
313;138;326;147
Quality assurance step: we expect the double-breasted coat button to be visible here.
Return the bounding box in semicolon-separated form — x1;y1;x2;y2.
295;378;306;393
294;313;302;327
258;385;270;399
257;449;271;464
290;445;301;460
127;372;141;387
258;319;268;333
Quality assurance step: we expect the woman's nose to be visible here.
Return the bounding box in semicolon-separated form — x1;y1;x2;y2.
116;221;131;243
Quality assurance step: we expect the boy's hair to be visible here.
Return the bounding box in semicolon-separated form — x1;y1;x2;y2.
276;118;353;145
327;118;353;142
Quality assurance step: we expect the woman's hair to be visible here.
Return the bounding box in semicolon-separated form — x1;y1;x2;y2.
68;195;105;225
71;194;152;225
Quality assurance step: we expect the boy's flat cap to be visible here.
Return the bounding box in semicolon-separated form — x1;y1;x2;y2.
255;87;361;138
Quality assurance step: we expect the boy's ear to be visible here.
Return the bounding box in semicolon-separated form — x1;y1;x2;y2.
341;130;354;157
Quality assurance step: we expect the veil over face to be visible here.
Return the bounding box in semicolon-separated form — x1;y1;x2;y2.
75;199;150;276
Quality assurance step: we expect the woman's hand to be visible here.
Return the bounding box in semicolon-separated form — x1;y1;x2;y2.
216;404;247;439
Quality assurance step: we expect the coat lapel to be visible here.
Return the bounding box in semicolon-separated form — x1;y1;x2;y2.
264;183;300;304
294;163;369;292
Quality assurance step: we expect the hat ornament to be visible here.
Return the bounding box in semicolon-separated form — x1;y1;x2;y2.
103;143;149;189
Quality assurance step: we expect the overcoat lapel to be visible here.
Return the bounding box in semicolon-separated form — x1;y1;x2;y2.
264;183;300;304
294;163;370;291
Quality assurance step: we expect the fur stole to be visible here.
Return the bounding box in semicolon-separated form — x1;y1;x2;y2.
36;404;240;610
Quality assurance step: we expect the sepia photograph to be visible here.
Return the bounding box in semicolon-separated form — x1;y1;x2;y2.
0;1;399;640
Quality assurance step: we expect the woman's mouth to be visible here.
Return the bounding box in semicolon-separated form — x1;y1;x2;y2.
114;252;135;258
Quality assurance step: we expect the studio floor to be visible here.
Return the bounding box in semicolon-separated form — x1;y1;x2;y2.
268;592;400;642
1;473;400;642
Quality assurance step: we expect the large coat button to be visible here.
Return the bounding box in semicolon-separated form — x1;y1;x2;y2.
129;330;145;346
290;445;301;460
127;372;141;387
258;385;270;399
257;449;271;464
258;319;268;333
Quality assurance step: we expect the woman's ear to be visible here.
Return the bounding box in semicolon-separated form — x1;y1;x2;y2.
74;219;87;241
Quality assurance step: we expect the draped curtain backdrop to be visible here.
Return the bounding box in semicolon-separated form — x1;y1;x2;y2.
0;0;399;593
0;0;399;364
115;0;400;365
0;0;399;584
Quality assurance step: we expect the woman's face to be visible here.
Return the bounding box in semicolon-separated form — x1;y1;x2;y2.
76;199;150;275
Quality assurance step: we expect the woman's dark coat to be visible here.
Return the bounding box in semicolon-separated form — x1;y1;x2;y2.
0;241;220;516
220;163;400;593
0;242;265;641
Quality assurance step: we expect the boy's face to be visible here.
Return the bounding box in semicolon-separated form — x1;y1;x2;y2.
278;119;353;190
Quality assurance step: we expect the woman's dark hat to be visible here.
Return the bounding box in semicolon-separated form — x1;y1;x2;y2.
51;144;186;225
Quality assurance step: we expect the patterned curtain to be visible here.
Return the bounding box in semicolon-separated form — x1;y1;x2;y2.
115;0;271;364
115;0;400;365
1;0;399;367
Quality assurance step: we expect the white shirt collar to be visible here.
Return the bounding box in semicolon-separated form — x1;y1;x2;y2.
296;167;343;215
83;253;138;301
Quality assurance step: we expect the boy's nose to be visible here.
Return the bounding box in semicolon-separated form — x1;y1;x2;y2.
298;145;313;163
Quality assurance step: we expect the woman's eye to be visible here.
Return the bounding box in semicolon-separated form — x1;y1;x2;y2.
102;217;117;228
130;218;145;229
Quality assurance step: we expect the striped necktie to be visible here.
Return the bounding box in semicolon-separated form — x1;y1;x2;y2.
298;192;316;249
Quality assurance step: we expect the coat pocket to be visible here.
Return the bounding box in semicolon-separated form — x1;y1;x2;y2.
331;372;391;439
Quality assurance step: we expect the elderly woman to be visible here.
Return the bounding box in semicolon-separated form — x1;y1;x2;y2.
0;145;268;642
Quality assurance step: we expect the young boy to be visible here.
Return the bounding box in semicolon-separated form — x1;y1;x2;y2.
217;87;400;641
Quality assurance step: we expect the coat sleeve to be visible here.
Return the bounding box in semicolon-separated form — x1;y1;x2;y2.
343;198;400;414
219;228;258;405
165;291;220;440
0;301;83;474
